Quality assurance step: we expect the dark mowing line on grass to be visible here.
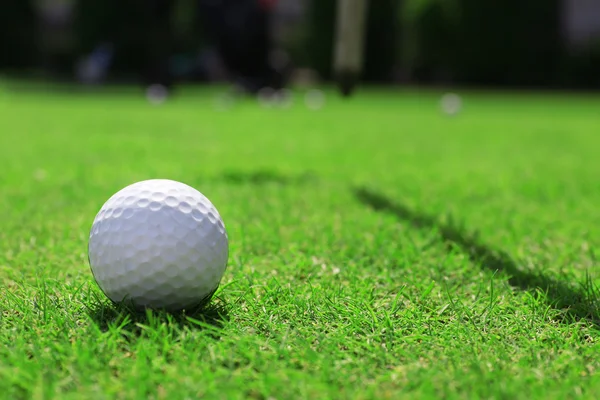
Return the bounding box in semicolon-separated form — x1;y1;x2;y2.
353;187;600;330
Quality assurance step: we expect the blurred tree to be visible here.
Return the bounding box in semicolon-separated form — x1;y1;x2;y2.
73;0;148;78
0;0;37;70
401;0;459;83
2;0;588;88
560;40;600;89
453;0;561;86
174;0;204;53
73;0;208;82
400;0;561;86
306;0;336;79
35;0;77;78
363;0;398;82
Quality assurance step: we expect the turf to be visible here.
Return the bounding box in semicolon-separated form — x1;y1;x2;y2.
1;84;600;399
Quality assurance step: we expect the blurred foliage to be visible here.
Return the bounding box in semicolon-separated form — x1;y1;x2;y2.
453;0;562;86
0;0;598;88
560;40;600;89
72;0;205;77
402;0;563;86
306;0;336;79
73;0;147;75
363;0;398;82
0;0;37;69
401;0;459;82
171;0;206;53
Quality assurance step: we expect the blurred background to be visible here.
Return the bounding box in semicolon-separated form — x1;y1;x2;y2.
0;0;599;92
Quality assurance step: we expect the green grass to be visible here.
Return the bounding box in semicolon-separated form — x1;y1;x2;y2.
1;84;600;399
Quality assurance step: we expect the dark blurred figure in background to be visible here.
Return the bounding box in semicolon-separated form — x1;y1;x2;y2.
143;0;175;89
198;0;286;93
144;0;287;94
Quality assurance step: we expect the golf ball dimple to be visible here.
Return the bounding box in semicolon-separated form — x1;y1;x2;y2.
88;179;229;311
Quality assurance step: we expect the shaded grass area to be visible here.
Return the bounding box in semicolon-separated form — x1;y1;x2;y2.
1;85;600;399
354;187;600;328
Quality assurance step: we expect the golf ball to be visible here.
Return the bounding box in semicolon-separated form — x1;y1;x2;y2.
440;93;462;115
257;87;276;108
146;84;169;105
274;89;293;109
305;89;325;110
88;179;229;311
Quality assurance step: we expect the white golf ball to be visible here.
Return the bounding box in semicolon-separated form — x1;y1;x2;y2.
305;89;325;110
274;89;293;109
213;92;236;112
440;93;462;115
257;87;276;108
146;84;169;105
88;179;229;311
